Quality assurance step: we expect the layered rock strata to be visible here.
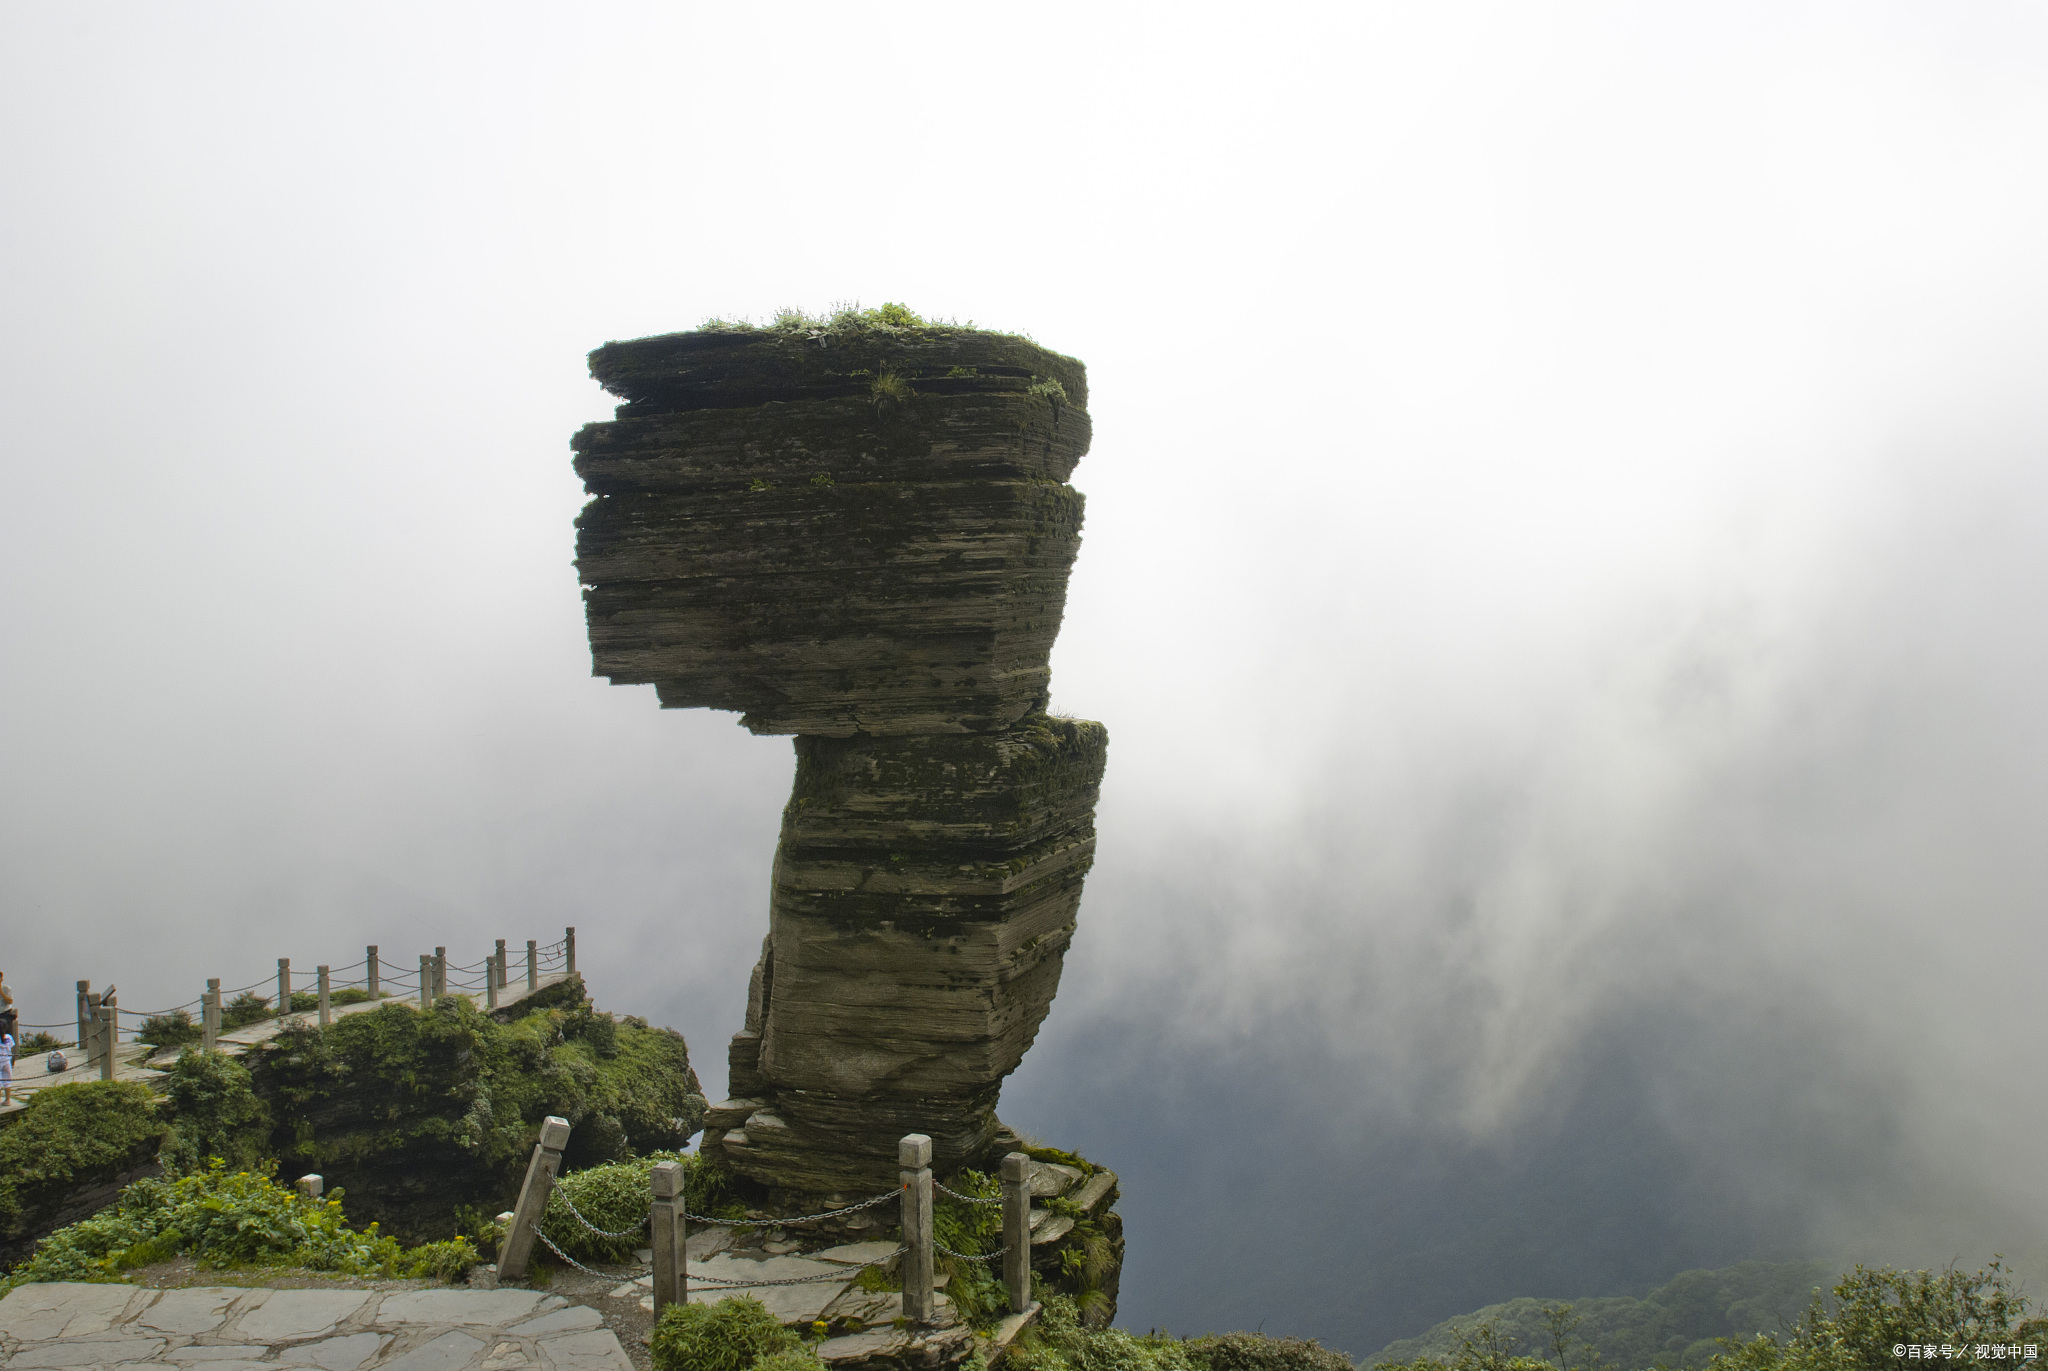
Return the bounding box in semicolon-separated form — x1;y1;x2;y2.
574;322;1106;1193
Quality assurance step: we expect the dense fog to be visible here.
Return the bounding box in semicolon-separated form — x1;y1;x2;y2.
5;3;2048;1357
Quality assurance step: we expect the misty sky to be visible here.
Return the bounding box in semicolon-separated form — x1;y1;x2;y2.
6;2;2048;1357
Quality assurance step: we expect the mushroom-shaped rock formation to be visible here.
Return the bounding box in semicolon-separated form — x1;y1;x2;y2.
573;318;1106;1194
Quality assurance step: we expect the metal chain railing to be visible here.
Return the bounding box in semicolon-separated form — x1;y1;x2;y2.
683;1188;898;1228
556;1189;652;1240
934;1181;1003;1206
935;1240;1007;1262
535;1227;614;1277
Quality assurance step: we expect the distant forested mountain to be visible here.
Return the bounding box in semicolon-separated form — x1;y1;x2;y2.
1369;1260;1832;1370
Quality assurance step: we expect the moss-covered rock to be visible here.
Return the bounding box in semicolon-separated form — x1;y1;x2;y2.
0;1081;167;1265
247;983;706;1242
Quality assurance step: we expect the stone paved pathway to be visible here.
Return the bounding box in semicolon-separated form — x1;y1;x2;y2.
0;1282;630;1369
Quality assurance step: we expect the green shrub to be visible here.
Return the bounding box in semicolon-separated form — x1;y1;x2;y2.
0;1080;166;1245
540;1152;745;1263
2;1161;473;1294
15;1032;63;1055
158;1049;270;1175
752;1352;826;1371
1705;1261;2048;1371
932;1169;1004;1330
1187;1333;1353;1371
247;991;707;1242
331;988;373;1007
403;1236;480;1282
220;993;273;1030
1010;1295;1193;1371
650;1296;800;1371
136;1010;200;1048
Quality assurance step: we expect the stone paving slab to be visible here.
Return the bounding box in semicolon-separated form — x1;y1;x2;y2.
0;1283;631;1370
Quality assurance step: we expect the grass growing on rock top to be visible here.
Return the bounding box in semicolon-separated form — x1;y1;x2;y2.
697;301;1030;339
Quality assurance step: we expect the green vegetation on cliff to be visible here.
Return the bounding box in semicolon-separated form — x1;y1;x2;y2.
1005;1294;1353;1371
1;1161;474;1295
0;1081;165;1256
249;984;707;1242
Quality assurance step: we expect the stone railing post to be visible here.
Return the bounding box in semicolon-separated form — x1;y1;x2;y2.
1002;1151;1032;1312
367;945;380;998
650;1159;687;1312
75;980;89;1052
277;958;291;1017
418;955;432;1010
317;965;331;1026
433;947;446;999
83;990;103;1065
565;926;576;975
498;1115;571;1281
486;951;499;1011
203;978;220;1051
297;1174;324;1203
97;1005;116;1080
526;940;537;990
495;940;507;990
900;1133;934;1323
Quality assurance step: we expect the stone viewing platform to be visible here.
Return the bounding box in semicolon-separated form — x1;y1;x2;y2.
0;1282;631;1369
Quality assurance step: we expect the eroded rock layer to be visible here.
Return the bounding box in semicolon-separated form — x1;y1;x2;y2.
708;717;1108;1191
575;323;1106;1196
576;330;1091;737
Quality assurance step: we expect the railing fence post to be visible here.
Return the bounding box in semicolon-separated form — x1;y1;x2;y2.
419;955;432;1010
317;965;331;1027
498;1115;572;1281
83;991;103;1066
75;980;90;1053
297;1174;324;1203
203;978;220;1052
565;926;576;975
433;947;446;999
1002;1151;1032;1312
367;945;380;998
900;1133;934;1323
277;958;290;1017
97;1005;116;1080
650;1159;687;1313
495;940;507;990
486;948;499;1011
526;940;538;990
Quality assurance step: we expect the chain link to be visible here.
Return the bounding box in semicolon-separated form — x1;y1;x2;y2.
535;1227;624;1278
556;1189;652;1240
683;1187;898;1228
934;1241;1007;1262
933;1182;1003;1206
